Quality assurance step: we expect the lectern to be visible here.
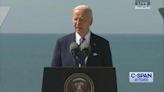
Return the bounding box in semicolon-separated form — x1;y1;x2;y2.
42;67;117;92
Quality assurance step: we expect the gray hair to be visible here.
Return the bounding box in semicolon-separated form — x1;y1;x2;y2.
73;5;93;18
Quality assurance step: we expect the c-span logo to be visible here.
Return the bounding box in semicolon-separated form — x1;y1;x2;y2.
129;72;153;83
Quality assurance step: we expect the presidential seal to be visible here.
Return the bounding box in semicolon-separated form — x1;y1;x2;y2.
64;73;94;92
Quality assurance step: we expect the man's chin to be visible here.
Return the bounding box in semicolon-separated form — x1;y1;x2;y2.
76;29;83;33
76;30;83;35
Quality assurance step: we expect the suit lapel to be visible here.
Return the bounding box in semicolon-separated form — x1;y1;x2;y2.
69;33;76;42
87;33;97;64
66;33;76;66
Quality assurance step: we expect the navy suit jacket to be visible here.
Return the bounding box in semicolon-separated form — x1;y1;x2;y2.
51;32;113;67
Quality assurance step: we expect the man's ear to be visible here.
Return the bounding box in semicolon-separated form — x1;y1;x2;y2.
90;17;93;25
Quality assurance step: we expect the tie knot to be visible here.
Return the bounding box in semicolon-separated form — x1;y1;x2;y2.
80;37;85;45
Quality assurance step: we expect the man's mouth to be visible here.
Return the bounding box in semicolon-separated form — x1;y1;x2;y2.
76;27;82;30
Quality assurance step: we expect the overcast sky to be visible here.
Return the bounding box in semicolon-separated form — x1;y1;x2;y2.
0;0;163;34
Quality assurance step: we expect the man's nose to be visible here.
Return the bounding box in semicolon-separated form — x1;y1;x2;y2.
77;18;83;25
76;19;82;25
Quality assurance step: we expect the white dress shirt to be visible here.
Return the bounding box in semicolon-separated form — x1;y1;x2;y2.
75;31;91;45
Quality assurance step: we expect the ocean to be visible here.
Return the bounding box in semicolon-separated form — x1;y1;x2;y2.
0;33;163;92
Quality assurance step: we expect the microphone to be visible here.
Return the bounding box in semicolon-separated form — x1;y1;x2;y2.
80;41;91;66
69;42;80;67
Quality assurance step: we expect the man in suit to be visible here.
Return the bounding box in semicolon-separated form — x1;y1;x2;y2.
51;5;113;67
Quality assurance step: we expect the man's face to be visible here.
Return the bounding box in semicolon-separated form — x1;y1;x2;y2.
73;9;92;37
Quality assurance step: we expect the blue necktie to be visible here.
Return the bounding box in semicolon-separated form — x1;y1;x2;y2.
79;37;85;45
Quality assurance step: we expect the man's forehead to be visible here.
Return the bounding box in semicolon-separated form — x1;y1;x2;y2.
73;9;89;14
73;10;90;17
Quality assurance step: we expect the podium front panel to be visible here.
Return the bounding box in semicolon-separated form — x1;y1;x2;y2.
42;67;117;92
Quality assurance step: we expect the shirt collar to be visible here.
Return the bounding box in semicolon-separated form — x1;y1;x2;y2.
75;31;91;45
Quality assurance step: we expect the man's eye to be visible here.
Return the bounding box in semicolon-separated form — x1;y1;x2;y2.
74;18;78;21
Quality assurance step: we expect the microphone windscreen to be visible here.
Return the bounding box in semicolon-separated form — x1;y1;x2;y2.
80;41;91;56
69;42;79;56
